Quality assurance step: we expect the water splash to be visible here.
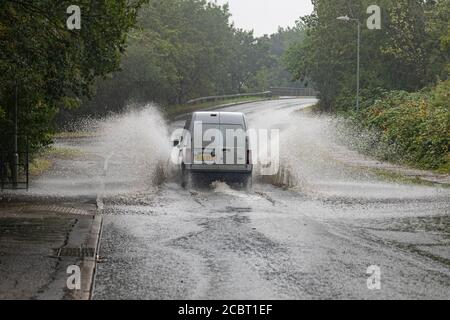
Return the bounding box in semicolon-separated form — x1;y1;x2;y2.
28;104;171;198
98;105;171;190
247;105;447;201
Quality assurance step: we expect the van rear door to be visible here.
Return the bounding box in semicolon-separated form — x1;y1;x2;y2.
221;124;246;165
192;114;223;165
219;113;247;166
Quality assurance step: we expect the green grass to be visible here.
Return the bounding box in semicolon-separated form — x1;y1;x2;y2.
45;147;85;159
29;147;86;177
436;159;450;174
53;131;98;139
29;158;53;177
368;167;449;188
297;103;319;114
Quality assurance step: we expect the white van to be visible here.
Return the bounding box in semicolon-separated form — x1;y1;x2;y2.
174;112;253;187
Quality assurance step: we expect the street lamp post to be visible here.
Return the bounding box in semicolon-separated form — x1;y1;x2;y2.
337;16;361;111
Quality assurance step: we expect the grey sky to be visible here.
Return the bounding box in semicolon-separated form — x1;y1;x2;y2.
212;0;313;36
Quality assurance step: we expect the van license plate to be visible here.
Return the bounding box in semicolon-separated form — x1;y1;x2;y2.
195;153;216;162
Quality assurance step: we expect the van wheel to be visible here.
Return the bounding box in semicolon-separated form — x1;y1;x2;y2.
243;173;253;190
181;167;192;189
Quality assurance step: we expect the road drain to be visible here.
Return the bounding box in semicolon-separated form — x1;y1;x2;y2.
53;247;95;258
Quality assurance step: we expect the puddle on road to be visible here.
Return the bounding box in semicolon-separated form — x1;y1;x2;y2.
333;213;450;267
13;100;448;225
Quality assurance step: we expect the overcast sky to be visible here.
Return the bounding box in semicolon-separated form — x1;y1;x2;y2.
212;0;314;36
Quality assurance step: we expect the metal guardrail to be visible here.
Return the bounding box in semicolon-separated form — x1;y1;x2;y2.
187;91;273;105
187;88;318;105
270;87;318;97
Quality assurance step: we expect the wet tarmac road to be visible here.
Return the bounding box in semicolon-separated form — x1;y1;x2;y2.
54;98;449;300
93;184;450;300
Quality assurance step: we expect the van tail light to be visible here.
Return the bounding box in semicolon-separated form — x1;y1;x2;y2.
247;149;252;165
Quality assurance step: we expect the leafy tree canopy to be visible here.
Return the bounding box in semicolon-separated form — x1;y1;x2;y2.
0;0;145;151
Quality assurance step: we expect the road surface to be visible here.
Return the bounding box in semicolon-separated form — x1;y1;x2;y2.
36;98;450;300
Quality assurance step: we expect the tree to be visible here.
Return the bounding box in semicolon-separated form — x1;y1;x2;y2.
0;0;144;152
228;30;274;93
60;0;308;123
74;0;235;114
266;26;307;89
424;0;450;82
283;0;448;111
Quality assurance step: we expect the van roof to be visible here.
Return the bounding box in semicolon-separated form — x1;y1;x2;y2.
193;112;245;125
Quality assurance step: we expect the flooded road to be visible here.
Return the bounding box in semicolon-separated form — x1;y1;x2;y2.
28;98;450;299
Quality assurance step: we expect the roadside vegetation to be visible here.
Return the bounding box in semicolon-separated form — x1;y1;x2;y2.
29;147;86;177
0;0;145;155
345;81;449;172
0;0;308;157
1;0;448;176
58;0;307;126
284;0;450;172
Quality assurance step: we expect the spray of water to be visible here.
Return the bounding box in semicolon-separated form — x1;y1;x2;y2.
27;104;171;198
24;99;448;203
97;105;171;192
247;104;446;201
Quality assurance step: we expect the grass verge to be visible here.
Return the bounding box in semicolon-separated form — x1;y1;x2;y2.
29;147;86;177
53;132;98;139
29;159;52;177
368;168;449;188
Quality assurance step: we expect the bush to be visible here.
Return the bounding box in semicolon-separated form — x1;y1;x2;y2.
350;81;449;171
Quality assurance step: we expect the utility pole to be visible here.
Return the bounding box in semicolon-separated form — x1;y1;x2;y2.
356;20;361;111
337;16;361;111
